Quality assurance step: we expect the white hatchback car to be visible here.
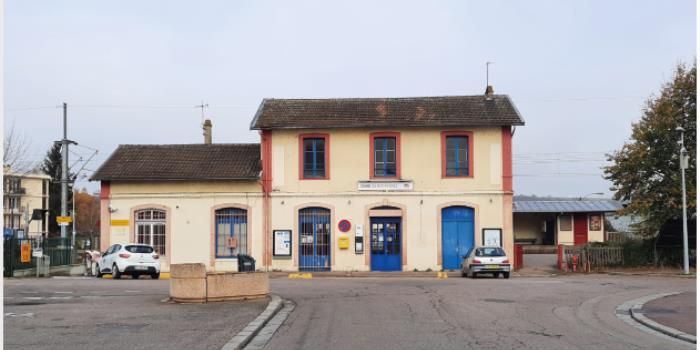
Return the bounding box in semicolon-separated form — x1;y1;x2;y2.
462;246;511;279
95;243;161;279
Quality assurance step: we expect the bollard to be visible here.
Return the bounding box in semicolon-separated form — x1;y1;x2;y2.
572;255;578;272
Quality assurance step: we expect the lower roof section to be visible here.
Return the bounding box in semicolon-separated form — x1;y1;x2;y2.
513;200;622;213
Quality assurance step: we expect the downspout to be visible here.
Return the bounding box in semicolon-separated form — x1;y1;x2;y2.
261;130;273;270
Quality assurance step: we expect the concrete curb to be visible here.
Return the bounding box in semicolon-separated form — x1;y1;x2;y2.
629;293;696;344
220;295;284;350
617;292;696;344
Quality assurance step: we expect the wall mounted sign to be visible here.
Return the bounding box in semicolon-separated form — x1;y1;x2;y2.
354;224;364;254
588;214;602;231
338;219;351;233
338;234;350;249
110;219;129;226
357;181;413;191
273;230;292;257
482;228;503;247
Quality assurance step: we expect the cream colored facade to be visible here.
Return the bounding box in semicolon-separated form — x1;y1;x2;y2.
265;126;514;271
3;168;50;238
101;181;263;272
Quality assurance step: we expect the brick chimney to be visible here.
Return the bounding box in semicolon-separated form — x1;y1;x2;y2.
203;119;212;144
485;85;494;98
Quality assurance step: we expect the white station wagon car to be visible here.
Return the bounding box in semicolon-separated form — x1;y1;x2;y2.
462;246;511;279
96;243;161;279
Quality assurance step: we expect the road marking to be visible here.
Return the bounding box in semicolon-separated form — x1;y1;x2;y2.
125;290;142;293
5;313;34;317
22;297;43;300
18;292;39;294
49;296;73;300
54;291;73;294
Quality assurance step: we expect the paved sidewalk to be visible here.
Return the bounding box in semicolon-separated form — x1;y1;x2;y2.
643;292;696;336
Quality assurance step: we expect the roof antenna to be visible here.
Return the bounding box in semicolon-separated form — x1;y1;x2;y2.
195;100;209;125
485;61;495;98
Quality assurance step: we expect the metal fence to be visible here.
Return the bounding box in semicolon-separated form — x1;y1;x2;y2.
3;237;85;277
560;240;695;272
561;245;625;272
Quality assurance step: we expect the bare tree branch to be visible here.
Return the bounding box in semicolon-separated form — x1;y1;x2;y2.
3;122;34;172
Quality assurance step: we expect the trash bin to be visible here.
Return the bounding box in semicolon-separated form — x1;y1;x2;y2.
237;254;255;272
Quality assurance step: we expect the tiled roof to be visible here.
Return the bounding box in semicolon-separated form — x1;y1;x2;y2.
250;95;525;130
513;200;623;213
90;144;261;181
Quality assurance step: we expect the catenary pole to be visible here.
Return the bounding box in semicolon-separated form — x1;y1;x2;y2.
61;102;68;238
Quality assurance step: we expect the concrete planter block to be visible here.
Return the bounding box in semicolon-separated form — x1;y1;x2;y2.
170;264;268;303
170;263;207;303
206;272;269;302
170;263;206;279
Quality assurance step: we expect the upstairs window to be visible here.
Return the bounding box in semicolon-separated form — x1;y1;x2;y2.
299;134;329;179
441;131;473;178
371;133;400;178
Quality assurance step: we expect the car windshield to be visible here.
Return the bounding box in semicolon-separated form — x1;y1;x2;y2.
475;247;505;257
125;245;154;254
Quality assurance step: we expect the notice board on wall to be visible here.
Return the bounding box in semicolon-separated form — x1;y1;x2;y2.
482;228;503;247
273;230;292;257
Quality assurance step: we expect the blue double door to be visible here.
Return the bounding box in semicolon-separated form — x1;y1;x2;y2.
441;206;475;270
370;217;402;271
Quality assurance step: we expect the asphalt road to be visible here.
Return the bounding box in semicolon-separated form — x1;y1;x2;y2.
3;277;267;350
266;274;696;350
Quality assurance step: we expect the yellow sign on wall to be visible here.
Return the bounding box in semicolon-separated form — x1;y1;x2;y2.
56;216;72;223
338;235;350;249
20;242;31;263
111;219;129;226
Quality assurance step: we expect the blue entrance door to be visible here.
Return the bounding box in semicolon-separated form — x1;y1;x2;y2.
299;207;331;271
441;206;475;270
370;217;402;271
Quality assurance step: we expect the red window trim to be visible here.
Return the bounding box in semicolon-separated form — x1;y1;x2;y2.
298;133;330;180
369;132;401;180
441;131;474;178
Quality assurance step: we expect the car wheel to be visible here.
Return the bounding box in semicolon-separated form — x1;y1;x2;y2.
95;265;102;278
461;270;468;278
112;264;122;279
131;274;140;279
503;272;510;279
151;272;160;280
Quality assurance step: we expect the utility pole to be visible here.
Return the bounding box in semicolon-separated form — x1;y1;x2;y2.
61;102;69;239
676;126;690;275
72;186;77;247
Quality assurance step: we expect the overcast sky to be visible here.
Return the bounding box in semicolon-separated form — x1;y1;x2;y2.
4;1;696;196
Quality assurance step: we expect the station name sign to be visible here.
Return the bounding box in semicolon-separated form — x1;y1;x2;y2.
357;180;413;191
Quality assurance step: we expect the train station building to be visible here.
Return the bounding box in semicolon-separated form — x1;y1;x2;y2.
92;91;525;272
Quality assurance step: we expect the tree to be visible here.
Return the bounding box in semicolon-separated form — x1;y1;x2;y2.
3;123;33;172
74;189;100;235
604;63;696;235
41;143;73;236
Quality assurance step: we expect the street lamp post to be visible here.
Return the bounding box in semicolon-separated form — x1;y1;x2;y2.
676;126;690;275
